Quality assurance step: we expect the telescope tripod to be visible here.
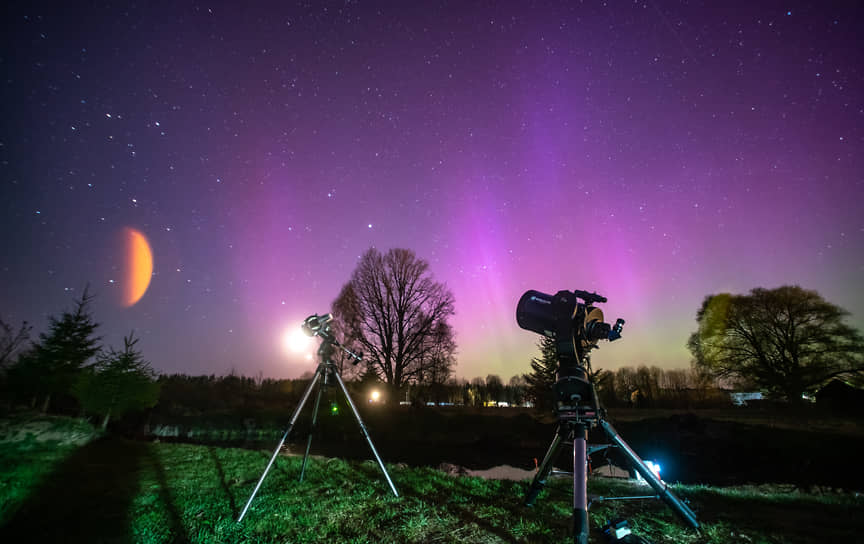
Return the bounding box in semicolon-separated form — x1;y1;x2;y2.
237;339;398;523
525;375;699;544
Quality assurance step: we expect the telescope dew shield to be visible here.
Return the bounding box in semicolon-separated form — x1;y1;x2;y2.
517;290;583;364
516;290;557;336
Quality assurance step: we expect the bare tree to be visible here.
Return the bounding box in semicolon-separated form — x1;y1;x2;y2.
614;366;638;406
0;318;31;369
507;374;528;406
332;248;456;399
660;368;691;403
633;366;662;407
485;374;503;404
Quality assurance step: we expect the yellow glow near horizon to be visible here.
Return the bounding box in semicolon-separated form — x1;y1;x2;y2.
122;227;153;307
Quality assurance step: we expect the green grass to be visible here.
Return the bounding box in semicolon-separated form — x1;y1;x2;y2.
0;424;861;543
0;413;101;525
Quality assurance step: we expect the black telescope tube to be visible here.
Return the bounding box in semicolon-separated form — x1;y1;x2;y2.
516;290;558;335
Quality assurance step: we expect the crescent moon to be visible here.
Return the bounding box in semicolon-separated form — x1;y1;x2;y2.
122;227;153;307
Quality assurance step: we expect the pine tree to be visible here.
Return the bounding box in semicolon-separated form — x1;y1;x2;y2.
73;332;160;430
24;287;102;412
523;335;559;412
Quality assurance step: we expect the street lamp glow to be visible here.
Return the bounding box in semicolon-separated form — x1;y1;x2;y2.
370;390;380;402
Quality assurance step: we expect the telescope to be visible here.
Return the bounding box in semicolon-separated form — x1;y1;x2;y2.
237;312;394;523
302;313;334;336
516;289;624;369
516;289;699;543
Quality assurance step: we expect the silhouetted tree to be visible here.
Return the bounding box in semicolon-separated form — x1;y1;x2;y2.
485;374;503;404
332;248;456;400
421;321;457;403
614;367;638;406
688;285;864;403
0;318;31;370
591;367;616;407
507;374;528;406
523;335;558;411
469;377;485;407
73;332;160;429
633;366;662;407
13;287;102;412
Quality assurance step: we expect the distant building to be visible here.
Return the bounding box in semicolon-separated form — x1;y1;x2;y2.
729;391;763;406
816;380;864;415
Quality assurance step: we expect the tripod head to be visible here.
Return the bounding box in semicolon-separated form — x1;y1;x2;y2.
302;313;363;366
516;289;624;368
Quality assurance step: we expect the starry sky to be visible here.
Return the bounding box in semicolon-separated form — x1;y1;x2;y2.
1;1;862;381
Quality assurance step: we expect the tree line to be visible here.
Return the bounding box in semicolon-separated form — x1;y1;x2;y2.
2;248;862;426
0;287;159;428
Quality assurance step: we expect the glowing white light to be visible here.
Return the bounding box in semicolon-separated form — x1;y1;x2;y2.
637;460;663;484
284;327;311;354
370;390;380;402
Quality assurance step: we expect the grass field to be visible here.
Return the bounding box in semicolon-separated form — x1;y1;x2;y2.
1;416;861;543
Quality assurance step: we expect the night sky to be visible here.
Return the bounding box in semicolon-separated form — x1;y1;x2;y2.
2;1;862;381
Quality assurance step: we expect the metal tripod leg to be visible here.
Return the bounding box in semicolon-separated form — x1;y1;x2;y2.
525;422;590;544
599;419;700;530
331;369;399;497
572;423;589;544
237;367;323;523
299;373;327;482
525;426;566;506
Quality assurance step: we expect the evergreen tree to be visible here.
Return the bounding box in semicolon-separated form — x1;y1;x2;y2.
21;287;102;412
73;332;160;430
523;335;559;412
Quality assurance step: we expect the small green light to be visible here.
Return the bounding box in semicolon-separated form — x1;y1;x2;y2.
330;401;339;415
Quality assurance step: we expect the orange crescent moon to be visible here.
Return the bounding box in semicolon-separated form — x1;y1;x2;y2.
123;227;153;307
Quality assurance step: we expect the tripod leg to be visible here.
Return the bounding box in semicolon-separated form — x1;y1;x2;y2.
525;427;565;506
330;370;399;497
572;424;589;544
299;378;326;482
599;419;700;530
237;368;322;523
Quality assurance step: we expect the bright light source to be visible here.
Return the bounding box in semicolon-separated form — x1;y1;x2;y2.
370;390;380;402
284;327;311;354
637;460;662;484
646;461;661;477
